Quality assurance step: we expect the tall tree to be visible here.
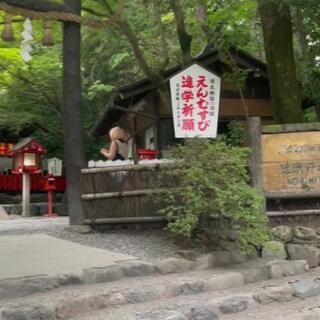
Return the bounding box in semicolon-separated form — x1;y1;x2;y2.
258;0;304;123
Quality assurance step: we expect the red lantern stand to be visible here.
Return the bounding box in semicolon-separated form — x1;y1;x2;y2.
43;175;57;217
6;138;47;217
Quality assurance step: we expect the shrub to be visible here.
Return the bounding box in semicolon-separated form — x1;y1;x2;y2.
157;138;270;252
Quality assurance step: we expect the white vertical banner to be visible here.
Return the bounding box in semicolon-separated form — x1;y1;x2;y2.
21;18;33;62
169;63;221;138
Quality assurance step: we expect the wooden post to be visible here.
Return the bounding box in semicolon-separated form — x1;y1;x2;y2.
22;173;30;217
153;90;161;150
248;117;263;191
62;0;86;225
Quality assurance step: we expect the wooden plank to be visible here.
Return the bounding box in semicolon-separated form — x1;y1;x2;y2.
248;117;263;190
267;209;320;217
81;170;158;194
82;188;162;200
265;190;320;199
84;216;167;224
262;122;320;134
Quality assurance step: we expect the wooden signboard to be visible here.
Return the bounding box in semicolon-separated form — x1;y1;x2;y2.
262;131;320;192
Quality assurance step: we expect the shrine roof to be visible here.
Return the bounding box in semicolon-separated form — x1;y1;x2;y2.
8;137;47;155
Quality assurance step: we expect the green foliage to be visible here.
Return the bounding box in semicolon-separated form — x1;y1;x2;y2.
226;121;246;147
157;139;270;252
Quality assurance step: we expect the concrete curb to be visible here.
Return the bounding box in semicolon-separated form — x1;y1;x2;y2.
0;251;248;300
0;254;308;301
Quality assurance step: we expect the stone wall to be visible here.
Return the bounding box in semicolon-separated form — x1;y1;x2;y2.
270;225;320;268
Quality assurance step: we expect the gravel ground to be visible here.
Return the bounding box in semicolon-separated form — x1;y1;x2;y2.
0;216;198;261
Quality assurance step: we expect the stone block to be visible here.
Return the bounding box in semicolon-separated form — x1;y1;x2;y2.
179;305;219;320
165;280;205;297
82;265;123;284
154;258;194;275
119;260;156;277
286;244;320;268
205;272;244;291
254;285;294;304
229;251;248;264
271;226;293;243
125;287;161;304
211;251;232;267
267;260;308;279
242;266;269;284
194;254;214;270
0;274;80;299
262;241;287;259
219;296;249;314
293;226;317;242
293;280;320;299
2;304;54;320
137;309;187;320
176;250;199;260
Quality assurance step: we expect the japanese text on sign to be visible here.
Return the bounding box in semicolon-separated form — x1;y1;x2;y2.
262;131;320;192
169;64;221;138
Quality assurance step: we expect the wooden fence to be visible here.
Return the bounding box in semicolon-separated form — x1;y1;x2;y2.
81;164;164;225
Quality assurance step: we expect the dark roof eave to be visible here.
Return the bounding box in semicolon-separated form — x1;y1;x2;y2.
118;47;267;100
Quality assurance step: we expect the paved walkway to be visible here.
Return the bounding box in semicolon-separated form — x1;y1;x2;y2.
0;234;136;280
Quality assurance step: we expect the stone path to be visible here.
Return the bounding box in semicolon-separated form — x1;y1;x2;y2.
0;216;189;261
1;253;318;320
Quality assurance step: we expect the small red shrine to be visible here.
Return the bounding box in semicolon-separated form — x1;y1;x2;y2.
6;137;47;174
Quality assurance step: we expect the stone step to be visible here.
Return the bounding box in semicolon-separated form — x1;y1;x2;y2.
0;251;252;300
72;268;320;320
0;259;311;320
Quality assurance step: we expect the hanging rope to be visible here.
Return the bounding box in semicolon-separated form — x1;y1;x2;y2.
0;2;123;28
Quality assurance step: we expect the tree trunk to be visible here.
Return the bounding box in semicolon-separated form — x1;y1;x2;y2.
258;0;303;123
171;0;192;66
62;0;86;225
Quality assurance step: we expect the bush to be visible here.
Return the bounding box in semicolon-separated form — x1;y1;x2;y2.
157;138;270;252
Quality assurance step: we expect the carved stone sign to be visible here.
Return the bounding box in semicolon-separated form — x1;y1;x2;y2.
262;131;320;192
